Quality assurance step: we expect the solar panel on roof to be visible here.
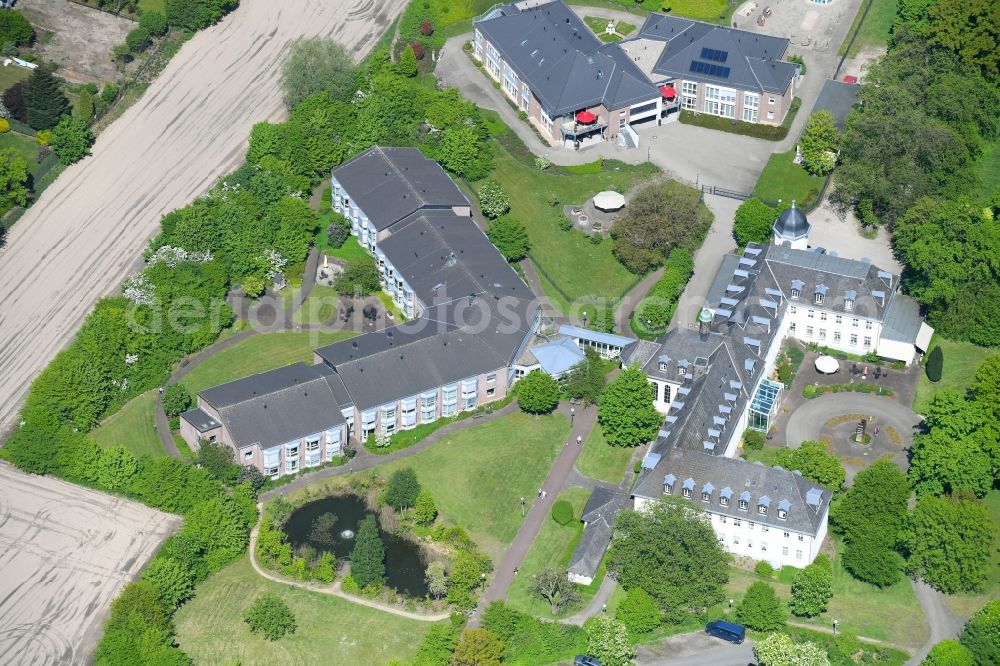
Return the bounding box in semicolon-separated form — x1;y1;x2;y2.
700;47;729;63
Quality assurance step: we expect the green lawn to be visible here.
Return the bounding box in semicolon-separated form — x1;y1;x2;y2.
912;336;995;413
753;150;824;208
139;0;166;12
508;487;592;617
975;137;1000;202
840;0;899;58
583;16;636;42
741;445;784;466
576;424;634;485
727;541;927;650
92;390;166;458
180;330;356;394
0;65;30;94
175;556;432;665
484;126;658;312
292;285;341;325
0;132;38;166
943;488;1000;617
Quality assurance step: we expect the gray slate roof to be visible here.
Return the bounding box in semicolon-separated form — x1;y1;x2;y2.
332;147;468;231
568;487;629;580
199;363;345;449
633;448;831;535
475;1;660;116
880;293;923;343
635;13;795;94
812;79;860;131
773;204;810;240
379;209;535;308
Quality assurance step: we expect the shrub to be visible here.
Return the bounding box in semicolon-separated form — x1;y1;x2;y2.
126;26;152;54
0;10;33;47
742;429;765;451
420;20;434;36
615;587;661;636
925;345;943;383
139;10;168;36
755;561;775;578
551;500;574;525
789;555;833;617
515;370;560;414
961;599;1000;666
244;593;296;641
414;490;438;525
398;44;418;77
326;217;350;248
101;82;119;105
487;215;530;262
923;639;974;666
0;118;8;134
162;384;193;417
478;179;510;218
734;582;785;631
2;81;25;122
385;467;421;511
410;41;425;60
35;129;53;146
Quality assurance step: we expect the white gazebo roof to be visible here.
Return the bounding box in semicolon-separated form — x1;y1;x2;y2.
593;191;625;211
814;355;839;374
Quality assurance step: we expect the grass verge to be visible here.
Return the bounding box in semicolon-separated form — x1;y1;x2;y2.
174;556;433;665
92;389;165;458
179;331;357;394
576;424;634;485
838;0;898;58
753;149;825;208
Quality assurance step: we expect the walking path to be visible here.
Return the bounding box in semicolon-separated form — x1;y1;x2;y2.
615;266;663;335
260;402;519;502
469;401;599;625
562;574;618;626
909;579;966;665
247;503;449;622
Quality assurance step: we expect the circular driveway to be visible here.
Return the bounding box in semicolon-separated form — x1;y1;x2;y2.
785;393;922;449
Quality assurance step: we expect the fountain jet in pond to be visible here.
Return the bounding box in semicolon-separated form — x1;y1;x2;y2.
340;529;355;539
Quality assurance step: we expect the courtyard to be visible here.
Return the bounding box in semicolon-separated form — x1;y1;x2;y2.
0;464;179;664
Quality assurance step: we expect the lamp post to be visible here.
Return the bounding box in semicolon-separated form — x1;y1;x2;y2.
570;407;575;426
520;496;525;517
833;619;839;636
728;599;734;612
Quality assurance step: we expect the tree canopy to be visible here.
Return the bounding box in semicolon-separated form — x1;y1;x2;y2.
385;467;421;511
51;115;95;165
597;365;661;447
281;38;358;109
733;198;778;247
904;494;997;593
0;10;34;47
773;440;846;489
789;555;834;617
0;147;29;210
487;215;530;262
243;593;296;641
735;582;786;631
350;514;385;589
960;599;1000;666
799;110;839;176
515;370;560;414
609;497;729;622
23;65;70;130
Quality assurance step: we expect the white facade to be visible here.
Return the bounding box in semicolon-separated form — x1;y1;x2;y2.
784;302;881;357
634;495;828;568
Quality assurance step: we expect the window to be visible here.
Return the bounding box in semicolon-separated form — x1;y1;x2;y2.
783;531;790;538
487;373;496;385
864;336;872;348
486;387;496;397
663;384;671;403
265;465;279;478
520;83;530;113
720;515;727;524
651;382;660;401
758;504;767;516
733;537;740;546
814;293;824;305
208;434;217;443
767;110;775;120
720;496;730;507
659;362;668;371
807;309;814;319
789;322;796;333
540;109;553;133
806;326;814;338
734;518;742;527
743;92;759;122
835;315;842;325
244;450;253;460
820;312;827;321
749;522;755;530
502;63;518;98
682;81;697;110
778;509;788;520
678;365;686;376
798;534;804;542
852;318;860;328
701;491;711;502
789;305;797;314
866;321;873;331
833;332;841;343
761;542;767;552
819;329;827;340
790;288;800;298
768;96;776;105
796;550;803;560
782;546;789;556
850;334;858;346
747;540;753;548
738;499;748;511
486;43;501;78
845;299;854;311
682;487;692;498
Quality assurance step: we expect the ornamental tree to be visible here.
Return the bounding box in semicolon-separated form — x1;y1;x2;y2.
425;561;448;600
800;110;839;175
451;628;502;666
0;147;30;209
755;633;829;666
789;555;833;617
609;497;729;622
733;198;777;247
244;593;297;641
598;365;661;447
735;582;786;631
904;494;997;593
530;567;580;613
398;44;418;77
385;467;421;511
161;383;193;417
350;514;385;588
586;616;633;666
925;345;944;382
773;440;846;489
961;599;1000;666
615;587;661;636
487;215;530;262
515;369;560;414
414;490;438;525
478;179;510;218
922;639;974;666
23;65;70;130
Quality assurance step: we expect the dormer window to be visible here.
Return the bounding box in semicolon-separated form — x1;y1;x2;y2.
682;487;692;498
682;478;694;498
814;292;824;305
663;473;676;494
738;499;748;511
778;509;787;520
758;504;767;515
790;288;800;298
701;491;711;502
720;496;729;507
845;299;854;311
659;362;667;371
677;366;685;376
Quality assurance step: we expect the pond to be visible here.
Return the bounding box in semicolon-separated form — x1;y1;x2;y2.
283;494;428;597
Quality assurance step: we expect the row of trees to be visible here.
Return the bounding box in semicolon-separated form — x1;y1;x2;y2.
833;0;1000;345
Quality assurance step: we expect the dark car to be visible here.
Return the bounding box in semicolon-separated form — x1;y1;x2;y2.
705;619;746;644
574;656;602;666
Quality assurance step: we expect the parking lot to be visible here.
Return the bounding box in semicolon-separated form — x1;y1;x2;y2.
0;464;179;664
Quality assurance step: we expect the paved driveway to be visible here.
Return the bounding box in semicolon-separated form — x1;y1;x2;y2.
0;0;406;438
0;463;179;664
635;631;754;666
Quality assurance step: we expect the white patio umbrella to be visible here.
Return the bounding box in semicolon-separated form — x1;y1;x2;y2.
593;191;626;211
814;355;839;374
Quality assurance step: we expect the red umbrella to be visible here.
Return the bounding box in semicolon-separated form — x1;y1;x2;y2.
575;110;597;124
659;84;676;98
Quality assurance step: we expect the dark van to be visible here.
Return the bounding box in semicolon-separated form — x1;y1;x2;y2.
705;620;746;644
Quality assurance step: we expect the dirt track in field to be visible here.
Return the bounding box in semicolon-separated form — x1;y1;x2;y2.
0;0;407;438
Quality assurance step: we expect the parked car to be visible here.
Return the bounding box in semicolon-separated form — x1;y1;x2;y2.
706;619;746;644
574;656;602;666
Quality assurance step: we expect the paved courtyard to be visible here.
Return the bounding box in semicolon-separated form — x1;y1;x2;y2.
0;464;179;664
